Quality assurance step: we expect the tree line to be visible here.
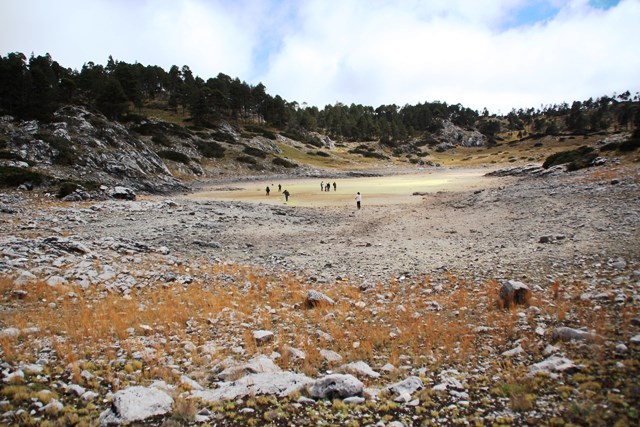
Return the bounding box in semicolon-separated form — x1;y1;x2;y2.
1;52;638;143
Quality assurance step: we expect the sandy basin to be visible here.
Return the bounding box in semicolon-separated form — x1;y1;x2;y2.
188;167;498;207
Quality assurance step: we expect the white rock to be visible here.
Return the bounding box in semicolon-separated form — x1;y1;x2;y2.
341;361;380;379
99;386;173;425
308;374;364;399
193;372;312;402
180;375;204;391
320;349;342;363
528;355;577;376
502;345;524;357
387;376;423;396
253;330;274;344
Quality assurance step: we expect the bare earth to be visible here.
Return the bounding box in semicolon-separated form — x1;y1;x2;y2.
80;164;639;286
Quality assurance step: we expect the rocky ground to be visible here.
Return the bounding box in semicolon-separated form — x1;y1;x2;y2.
0;162;639;426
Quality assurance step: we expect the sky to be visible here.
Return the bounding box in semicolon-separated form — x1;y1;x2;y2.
1;0;638;113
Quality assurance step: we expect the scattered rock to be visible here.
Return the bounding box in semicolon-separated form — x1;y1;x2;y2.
308;374;363;399
99;385;173;425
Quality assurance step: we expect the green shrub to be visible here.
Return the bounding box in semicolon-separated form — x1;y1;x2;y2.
243;145;267;158
194;140;225;158
312;151;330;157
237;155;257;165
245;125;277;140
281;129;323;148
543;146;598;170
272;157;298;168
0;166;48;187
619;131;640;152
348;148;388;160
157;150;191;164
0;151;25;161
210;131;237;144
152;134;173;147
57;182;80;198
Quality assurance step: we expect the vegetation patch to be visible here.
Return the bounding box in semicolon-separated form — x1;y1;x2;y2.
244;125;277;140
272;157;298;168
36;133;77;166
0;166;49;188
311;150;330;157
281;129;323;148
0;150;26;162
237;155;258;165
348;147;389;160
157;150;192;164
194;140;225;159
243;145;267;158
210;131;238;144
543;146;598;171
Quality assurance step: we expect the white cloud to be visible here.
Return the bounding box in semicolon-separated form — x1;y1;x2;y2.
1;0;638;113
258;0;640;112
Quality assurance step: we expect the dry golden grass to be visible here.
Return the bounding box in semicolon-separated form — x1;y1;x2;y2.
1;252;634;391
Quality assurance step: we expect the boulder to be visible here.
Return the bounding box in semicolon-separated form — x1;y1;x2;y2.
340;361;380;379
253;330;274;344
308;374;363;399
306;290;335;307
386;376;423;397
192;372;313;402
109;186;136;201
217;355;281;381
552;327;602;342
528;355;577;376
499;280;531;308
99;385;173;425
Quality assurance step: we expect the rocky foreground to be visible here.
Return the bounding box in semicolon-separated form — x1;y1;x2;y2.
0;163;639;426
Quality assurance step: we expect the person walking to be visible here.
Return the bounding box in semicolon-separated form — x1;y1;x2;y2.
320;181;324;191
333;182;337;191
283;189;290;202
278;184;282;192
355;192;362;209
265;186;270;196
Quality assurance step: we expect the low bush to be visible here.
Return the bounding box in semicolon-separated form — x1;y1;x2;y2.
312;151;330;157
194;140;225;158
619;130;640;152
0;166;48;188
0;151;25;161
543;146;598;171
210;131;238;144
244;125;277;140
151;134;173;147
272;157;298;168
281;129;323;148
57;182;80;198
243;145;267;158
348;148;389;160
237;155;257;165
157;150;191;164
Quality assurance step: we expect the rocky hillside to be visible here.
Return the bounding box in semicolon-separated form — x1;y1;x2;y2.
0;106;322;196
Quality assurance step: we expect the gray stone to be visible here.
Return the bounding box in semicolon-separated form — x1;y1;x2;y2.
341;361;380;379
308;374;363;399
528;355;577;375
306;290;335;307
386;376;423;396
192;372;312;402
499;280;531;308
217;355;281;381
320;349;342;363
99;385;173;425
552;327;602;342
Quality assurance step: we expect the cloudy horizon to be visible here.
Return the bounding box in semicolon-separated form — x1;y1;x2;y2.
1;0;638;114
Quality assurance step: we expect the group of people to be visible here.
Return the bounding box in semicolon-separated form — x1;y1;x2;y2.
320;181;337;192
263;181;361;208
265;184;290;201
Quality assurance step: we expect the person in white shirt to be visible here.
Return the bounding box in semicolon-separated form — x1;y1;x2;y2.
355;192;362;209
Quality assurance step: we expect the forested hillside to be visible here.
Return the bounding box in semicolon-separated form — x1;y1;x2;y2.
1;52;639;146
